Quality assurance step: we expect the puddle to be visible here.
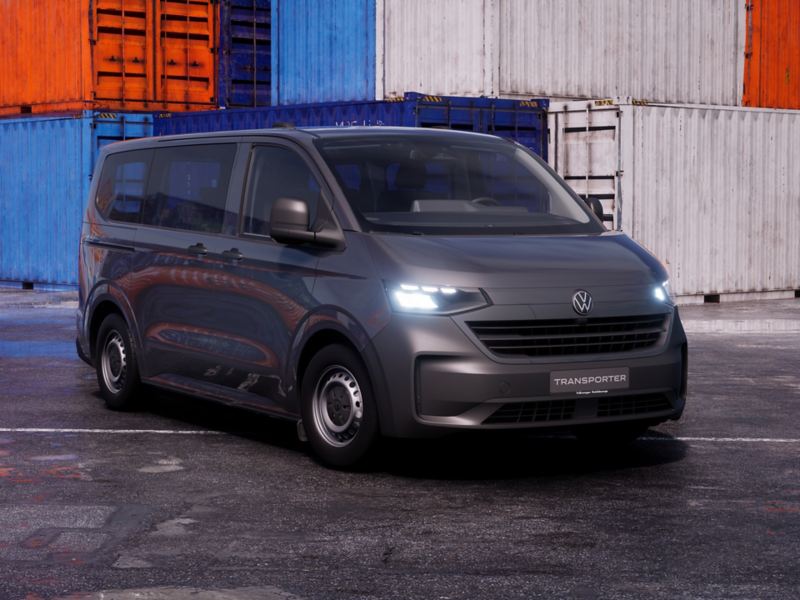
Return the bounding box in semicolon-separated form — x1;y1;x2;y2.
0;340;76;358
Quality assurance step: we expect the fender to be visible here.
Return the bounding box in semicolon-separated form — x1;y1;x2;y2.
84;281;142;360
288;305;395;436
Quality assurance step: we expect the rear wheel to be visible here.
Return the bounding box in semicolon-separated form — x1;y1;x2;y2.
300;344;378;468
95;314;141;410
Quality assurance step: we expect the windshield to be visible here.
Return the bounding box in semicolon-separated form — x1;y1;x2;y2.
315;132;603;235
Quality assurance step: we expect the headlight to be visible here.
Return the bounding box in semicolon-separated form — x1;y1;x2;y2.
653;280;672;303
386;282;489;315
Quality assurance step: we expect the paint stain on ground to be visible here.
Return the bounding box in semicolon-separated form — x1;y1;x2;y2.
138;457;184;474
31;454;78;462
151;517;198;537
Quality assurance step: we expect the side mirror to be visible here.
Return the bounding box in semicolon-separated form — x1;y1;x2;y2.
269;197;345;248
585;196;606;224
270;197;315;244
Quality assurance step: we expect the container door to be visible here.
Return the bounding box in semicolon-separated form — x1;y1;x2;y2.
219;0;272;108
93;0;152;108
154;0;217;109
548;102;621;229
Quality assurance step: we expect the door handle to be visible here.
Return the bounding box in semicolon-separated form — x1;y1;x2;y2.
187;243;208;256
221;248;244;261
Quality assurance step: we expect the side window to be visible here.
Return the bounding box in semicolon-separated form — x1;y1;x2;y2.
142;144;237;233
95;150;152;223
242;146;321;236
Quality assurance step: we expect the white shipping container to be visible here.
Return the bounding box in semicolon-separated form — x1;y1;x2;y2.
378;0;746;106
548;99;800;299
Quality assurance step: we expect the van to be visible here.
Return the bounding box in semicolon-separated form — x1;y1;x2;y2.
77;128;687;467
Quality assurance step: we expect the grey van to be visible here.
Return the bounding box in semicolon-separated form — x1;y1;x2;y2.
77;128;687;467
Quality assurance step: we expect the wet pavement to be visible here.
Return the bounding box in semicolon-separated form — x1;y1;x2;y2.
0;289;798;599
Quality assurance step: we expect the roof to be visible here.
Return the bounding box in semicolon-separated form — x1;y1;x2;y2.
103;126;502;152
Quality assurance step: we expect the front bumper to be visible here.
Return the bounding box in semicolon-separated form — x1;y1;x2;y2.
370;305;687;438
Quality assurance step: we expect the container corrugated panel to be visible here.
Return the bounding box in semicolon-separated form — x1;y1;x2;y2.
548;99;800;298
500;0;746;106
155;93;549;158
272;0;375;105
743;0;800;109
0;112;153;286
379;0;492;99
0;0;216;116
219;0;272;108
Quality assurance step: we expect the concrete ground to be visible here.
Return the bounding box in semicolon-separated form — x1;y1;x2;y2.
0;289;798;599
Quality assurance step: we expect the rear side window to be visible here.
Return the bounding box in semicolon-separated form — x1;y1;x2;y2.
142;144;237;233
95;150;152;223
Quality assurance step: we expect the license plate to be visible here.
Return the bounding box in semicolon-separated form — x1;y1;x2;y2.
550;367;630;395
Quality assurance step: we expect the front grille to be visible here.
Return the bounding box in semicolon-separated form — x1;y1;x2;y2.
597;394;672;417
484;399;576;424
467;314;668;357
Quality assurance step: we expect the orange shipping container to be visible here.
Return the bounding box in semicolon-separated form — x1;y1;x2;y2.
743;0;800;109
0;0;217;116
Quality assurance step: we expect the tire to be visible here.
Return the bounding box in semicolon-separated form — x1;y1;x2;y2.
300;344;379;468
95;313;141;411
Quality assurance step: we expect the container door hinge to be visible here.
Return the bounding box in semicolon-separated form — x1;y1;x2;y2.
745;2;754;11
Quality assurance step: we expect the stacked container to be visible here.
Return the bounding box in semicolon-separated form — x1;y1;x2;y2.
156;93;549;158
0;0;217;115
218;0;272;108
0;113;153;286
548;98;800;301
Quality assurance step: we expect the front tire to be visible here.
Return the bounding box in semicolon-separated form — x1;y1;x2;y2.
95;314;141;410
300;345;379;468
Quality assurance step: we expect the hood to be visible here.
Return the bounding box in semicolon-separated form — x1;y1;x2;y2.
363;231;667;291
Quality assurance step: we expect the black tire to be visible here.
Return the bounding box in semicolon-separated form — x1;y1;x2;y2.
575;421;650;448
300;344;379;468
95;313;141;411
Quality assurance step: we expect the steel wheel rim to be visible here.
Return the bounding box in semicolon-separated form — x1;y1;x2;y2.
101;331;127;394
311;365;363;447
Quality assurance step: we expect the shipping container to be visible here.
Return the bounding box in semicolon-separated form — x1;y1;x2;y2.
0;0;216;116
273;0;746;106
0;112;153;286
499;0;746;106
548;98;800;299
155;92;549;157
743;0;800;109
218;0;272;108
272;0;375;105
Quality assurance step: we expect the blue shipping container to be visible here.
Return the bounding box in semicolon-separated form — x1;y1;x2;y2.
272;0;375;105
0;112;153;286
155;93;549;158
218;0;272;108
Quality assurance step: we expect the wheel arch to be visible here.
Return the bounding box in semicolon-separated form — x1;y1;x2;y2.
291;313;395;436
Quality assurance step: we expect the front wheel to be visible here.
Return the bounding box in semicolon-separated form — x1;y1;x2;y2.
300;345;379;468
95;314;141;410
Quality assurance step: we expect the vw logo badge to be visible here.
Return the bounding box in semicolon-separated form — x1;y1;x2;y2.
572;290;593;315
